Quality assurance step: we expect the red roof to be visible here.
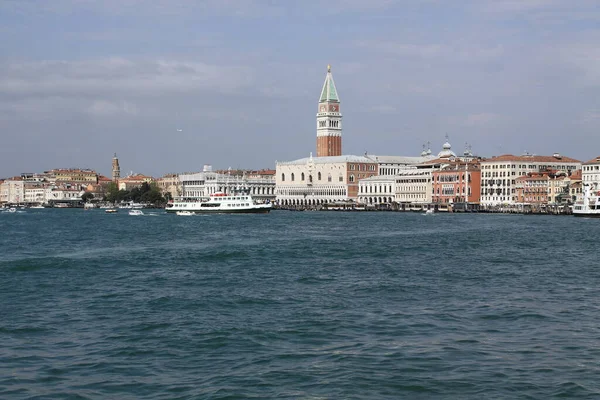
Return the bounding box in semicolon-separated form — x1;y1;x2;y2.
483;154;580;163
583;156;600;165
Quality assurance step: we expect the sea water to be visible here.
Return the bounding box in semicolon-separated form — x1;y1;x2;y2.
1;209;600;398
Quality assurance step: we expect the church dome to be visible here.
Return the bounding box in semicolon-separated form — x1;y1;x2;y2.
437;136;456;158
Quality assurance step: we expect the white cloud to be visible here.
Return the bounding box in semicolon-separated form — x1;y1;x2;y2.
464;113;501;127
87;100;139;117
0;58;255;98
355;40;504;62
578;110;600;126
1;0;284;18
370;105;397;114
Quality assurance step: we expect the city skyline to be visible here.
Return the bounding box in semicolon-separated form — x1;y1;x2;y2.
2;0;600;178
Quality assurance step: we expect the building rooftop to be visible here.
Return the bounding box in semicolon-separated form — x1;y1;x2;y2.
278;154;376;165
367;155;436;164
583;156;600;165
482;154;581;163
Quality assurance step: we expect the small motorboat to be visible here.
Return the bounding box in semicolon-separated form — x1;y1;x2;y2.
105;209;118;214
424;209;435;215
128;209;144;216
176;211;195;216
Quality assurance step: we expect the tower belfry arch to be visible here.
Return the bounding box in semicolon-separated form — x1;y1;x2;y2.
316;65;342;157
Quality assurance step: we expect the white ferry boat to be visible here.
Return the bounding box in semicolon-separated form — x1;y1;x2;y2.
573;184;600;217
166;192;271;214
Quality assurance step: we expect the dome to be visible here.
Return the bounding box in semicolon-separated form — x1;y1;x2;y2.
437;136;456;158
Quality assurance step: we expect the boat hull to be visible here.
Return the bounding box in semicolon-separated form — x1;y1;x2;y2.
573;212;600;218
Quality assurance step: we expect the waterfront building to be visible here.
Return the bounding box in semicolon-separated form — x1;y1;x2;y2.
45;184;85;205
374;154;436;176
112;154;121;182
277;154;378;206
581;156;600;190
24;182;47;205
118;174;154;191
47;169;99;184
431;161;481;207
357;175;396;206
479;153;581;207
568;170;582;203
316;65;342;157
156;173;181;199
179;165;276;202
394;167;435;206
514;172;550;205
0;178;24;204
359;139;480;208
215;168;276;200
513;170;571;206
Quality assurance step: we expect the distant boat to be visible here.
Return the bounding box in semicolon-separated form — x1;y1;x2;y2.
424;209;435;215
574;185;600;217
31;205;45;209
6;207;17;213
128;209;143;216
166;192;271;214
105;209;118;214
176;211;195;216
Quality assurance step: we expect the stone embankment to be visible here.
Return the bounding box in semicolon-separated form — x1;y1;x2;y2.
273;204;573;215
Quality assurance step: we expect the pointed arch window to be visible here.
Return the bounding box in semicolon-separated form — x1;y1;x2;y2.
328;174;332;182
291;173;295;181
281;173;285;182
301;173;305;181
349;175;355;183
318;172;322;181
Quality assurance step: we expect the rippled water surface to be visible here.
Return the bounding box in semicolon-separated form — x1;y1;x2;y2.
2;209;600;399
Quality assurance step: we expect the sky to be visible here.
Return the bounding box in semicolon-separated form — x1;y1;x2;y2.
1;0;600;178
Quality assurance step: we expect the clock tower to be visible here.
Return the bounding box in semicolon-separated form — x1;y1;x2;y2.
316;65;342;157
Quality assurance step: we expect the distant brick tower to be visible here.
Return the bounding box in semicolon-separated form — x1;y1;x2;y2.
112;153;120;182
316;65;342;157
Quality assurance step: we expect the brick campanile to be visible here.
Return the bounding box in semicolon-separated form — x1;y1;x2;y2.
112;153;120;182
316;65;342;157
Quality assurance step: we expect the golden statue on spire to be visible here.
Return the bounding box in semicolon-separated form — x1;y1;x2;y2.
327;64;331;73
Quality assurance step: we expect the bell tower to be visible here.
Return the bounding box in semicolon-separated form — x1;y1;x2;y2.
316;65;342;157
112;153;120;182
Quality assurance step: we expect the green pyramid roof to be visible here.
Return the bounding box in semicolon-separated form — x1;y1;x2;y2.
319;65;339;102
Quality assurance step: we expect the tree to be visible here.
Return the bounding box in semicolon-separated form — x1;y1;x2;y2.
81;192;94;202
104;182;119;203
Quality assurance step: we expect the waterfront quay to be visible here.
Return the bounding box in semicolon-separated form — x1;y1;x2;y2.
274;202;574;216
